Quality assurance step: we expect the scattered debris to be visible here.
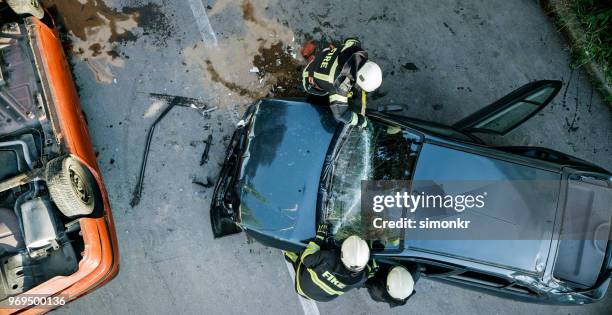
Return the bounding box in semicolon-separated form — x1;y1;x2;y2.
205;60;260;98
149;93;209;110
402;62;419;72
202;106;218;114
443;22;457;36
192;176;215;188
200;134;213;166
252;42;303;97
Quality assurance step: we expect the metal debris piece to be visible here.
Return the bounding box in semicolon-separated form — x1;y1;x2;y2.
202;106;218;114
200;134;213;166
130;98;179;208
149;92;208;110
192;176;214;188
130;93;207;208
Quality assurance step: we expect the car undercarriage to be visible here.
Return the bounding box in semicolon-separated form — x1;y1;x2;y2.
0;17;96;301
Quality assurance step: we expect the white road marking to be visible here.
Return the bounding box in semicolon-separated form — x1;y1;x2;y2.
284;256;320;315
187;0;218;47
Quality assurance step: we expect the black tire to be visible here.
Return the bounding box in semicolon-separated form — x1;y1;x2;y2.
5;0;44;18
46;156;96;218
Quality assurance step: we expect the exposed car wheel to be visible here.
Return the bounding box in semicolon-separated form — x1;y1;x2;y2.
46;156;96;218
5;0;44;19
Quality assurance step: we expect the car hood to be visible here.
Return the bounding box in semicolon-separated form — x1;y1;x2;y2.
238;99;337;242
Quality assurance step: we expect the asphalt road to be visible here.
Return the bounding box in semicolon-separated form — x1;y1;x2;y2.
47;0;612;314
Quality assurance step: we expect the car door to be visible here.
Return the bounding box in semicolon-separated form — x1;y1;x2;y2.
453;80;562;135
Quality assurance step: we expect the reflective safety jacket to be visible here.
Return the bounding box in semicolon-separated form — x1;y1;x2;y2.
294;240;376;302
302;38;368;125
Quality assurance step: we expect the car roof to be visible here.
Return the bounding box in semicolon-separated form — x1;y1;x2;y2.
404;143;562;273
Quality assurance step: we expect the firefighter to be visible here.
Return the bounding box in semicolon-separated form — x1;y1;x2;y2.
365;264;418;307
284;224;376;302
301;38;382;127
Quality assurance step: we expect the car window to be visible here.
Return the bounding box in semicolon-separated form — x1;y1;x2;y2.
324;121;419;251
453;81;561;135
472;101;540;132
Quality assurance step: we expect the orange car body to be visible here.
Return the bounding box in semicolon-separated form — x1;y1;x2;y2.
2;18;119;315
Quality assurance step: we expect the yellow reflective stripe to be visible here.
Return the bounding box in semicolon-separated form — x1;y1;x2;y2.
349;113;358;126
360;90;367;115
306;269;344;295
312;56;338;84
342;39;358;51
328;59;339;80
300;242;320;260
313;72;333;83
329;94;348;103
295;263;311;299
284;251;298;263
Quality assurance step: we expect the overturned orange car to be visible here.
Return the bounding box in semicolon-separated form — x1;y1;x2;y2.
0;4;119;314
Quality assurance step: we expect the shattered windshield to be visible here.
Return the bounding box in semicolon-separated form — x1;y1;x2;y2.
324;120;419;250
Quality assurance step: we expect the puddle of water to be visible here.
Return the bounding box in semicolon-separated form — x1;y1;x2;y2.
43;0;173;84
183;0;303;108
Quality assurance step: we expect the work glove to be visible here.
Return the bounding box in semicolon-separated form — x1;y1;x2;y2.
357;115;369;129
315;223;329;242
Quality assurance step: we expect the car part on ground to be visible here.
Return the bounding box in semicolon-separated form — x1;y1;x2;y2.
192;177;214;188
130;94;210;207
130;98;178;208
200;134;213;165
0;8;119;312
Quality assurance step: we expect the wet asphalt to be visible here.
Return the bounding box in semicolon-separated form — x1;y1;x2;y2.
44;0;612;314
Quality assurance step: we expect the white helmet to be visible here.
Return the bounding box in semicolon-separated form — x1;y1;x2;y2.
340;235;370;272
386;266;414;300
356;61;382;92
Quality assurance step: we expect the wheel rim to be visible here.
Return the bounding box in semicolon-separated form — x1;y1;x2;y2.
69;166;93;206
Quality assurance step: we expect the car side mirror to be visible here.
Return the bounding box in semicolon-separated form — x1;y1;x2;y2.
377;104;404;112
